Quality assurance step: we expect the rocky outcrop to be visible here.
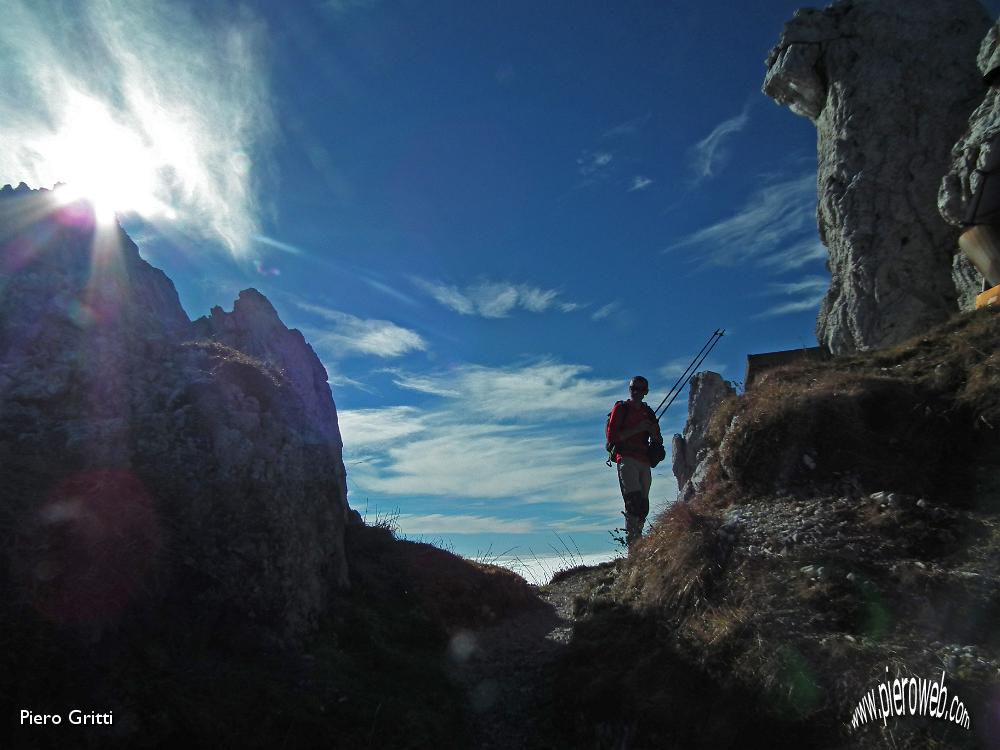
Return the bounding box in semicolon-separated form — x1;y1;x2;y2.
0;187;349;644
192;288;350;517
763;0;991;353
671;372;735;503
941;18;1000;305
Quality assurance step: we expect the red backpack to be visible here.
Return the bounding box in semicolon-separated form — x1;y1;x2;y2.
605;400;665;467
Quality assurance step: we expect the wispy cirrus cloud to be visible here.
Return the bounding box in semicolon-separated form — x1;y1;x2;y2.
689;107;750;183
337;406;429;449
385;360;622;421
321;361;375;392
577;150;614;178
342;412;615;505
629;176;654;192
340;399;678;512
296;302;428;358
758;237;828;271
591;301;621;321
379;369;460;398
0;1;274;254
666;173;819;270
603;114;651;138
415;278;580;318
396;513;537;535
255;235;305;256
338;358;680;534
755;275;828;319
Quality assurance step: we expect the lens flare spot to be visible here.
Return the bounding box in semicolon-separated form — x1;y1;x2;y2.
25;469;161;624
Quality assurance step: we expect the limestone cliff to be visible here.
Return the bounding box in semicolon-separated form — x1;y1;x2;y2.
941;18;1000;307
763;0;991;353
0;186;349;645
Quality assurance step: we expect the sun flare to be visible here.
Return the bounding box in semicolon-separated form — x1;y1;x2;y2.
46;92;173;225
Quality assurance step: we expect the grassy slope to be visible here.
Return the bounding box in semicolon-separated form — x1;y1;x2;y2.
1;521;542;749
543;309;1000;749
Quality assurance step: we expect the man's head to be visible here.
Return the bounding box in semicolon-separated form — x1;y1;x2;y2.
628;375;649;401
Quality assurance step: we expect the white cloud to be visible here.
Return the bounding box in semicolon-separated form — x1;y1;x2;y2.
297;302;428;358
690;108;750;183
415;278;580;318
343;407;677;512
385;360;622;421
338;359;642;508
591;301;621;321
629;176;654;192
755;275;828;318
603;114;651;139
396;513;537;535
577;150;614;177
338;364;682;546
360;276;419;306
349;420;610;503
0;1;274;254
338;406;429;449
758;237;828;271
381;369;460;397
255;235;305;256
321;361;373;392
667;174;819;269
417;280;476;315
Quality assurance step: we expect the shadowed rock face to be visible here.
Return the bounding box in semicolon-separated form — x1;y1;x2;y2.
671;371;735;503
191;288;350;518
763;0;991;353
0;187;349;644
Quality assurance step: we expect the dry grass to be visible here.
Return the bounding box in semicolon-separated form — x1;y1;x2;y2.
346;523;544;634
549;309;1000;748
704;309;1000;507
616;503;728;622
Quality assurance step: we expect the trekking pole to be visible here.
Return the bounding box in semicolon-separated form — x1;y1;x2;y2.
653;328;721;414
651;329;725;421
654;329;724;420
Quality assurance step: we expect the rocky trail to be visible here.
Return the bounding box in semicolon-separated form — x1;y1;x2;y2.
447;563;619;750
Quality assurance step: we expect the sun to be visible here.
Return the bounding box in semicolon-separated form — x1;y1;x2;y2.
47;92;171;226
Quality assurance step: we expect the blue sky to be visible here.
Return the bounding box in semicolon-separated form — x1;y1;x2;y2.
5;0;989;562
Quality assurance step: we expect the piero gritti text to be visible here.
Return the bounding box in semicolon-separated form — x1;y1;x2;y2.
20;709;113;726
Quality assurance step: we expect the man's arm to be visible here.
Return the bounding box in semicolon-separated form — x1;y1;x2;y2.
618;412;659;441
645;405;663;444
608;402;626;444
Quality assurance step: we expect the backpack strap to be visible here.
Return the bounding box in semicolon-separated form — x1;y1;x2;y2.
614;400;629;434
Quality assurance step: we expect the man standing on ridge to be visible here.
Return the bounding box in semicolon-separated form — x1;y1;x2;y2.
606;375;663;549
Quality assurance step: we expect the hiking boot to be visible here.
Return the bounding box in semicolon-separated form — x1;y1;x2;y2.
625;514;643;549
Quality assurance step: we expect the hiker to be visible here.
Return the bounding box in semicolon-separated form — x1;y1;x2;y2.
606;375;663;549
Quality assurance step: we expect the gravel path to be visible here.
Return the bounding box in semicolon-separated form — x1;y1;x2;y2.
447;562;620;750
